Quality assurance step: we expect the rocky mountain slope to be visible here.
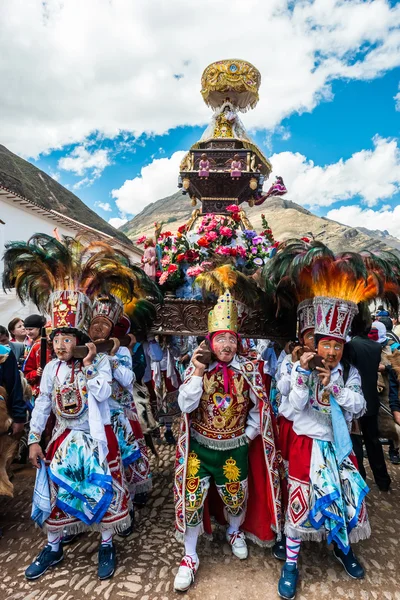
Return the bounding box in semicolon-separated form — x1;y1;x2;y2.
0;144;130;244
121;191;400;255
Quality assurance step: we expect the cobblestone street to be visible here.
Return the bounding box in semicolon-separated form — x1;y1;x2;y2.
1;441;399;600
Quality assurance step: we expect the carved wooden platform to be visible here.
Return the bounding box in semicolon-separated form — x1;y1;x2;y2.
149;297;296;344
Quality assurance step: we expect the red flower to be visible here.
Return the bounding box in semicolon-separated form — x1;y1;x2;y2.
156;270;162;277
167;264;178;274
197;236;210;248
230;248;237;257
301;237;311;243
178;224;187;234
176;253;186;262
185;249;200;263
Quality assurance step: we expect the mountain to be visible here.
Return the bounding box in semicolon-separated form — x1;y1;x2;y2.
121;191;400;255
0;144;131;245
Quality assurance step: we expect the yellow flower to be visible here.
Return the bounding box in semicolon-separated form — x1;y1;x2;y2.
187;452;201;478
223;458;240;482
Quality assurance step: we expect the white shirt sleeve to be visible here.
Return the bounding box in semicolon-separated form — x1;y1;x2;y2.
245;387;261;440
276;355;293;397
111;347;135;388
178;375;204;413
29;361;55;440
288;361;311;412
84;354;112;403
326;365;366;416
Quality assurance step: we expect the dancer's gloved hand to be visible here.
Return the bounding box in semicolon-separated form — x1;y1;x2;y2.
299;351;315;371
29;442;44;469
109;337;121;357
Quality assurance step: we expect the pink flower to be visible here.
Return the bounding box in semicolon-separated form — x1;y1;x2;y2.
220;226;233;237
226;204;239;213
159;272;169;285
136;235;147;244
205;231;218;242
161;255;171;266
187;266;204;277
200;261;213;271
205;221;217;232
236;246;247;258
215;245;232;256
251;247;258;255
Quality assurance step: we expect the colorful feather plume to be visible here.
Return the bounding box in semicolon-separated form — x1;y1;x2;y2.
195;264;260;307
2;233;162;311
124;297;157;334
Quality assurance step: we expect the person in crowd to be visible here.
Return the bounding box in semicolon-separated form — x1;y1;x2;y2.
0;344;26;437
23;314;51;401
393;315;400;338
379;316;400;348
25;291;131;581
173;291;283;593
8;317;27;344
0;326;25;366
278;279;371;598
346;309;392;490
152;335;182;444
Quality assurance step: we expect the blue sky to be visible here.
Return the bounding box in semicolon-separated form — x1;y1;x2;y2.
32;68;400;230
2;0;400;236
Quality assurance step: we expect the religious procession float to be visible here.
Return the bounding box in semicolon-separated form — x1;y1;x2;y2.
137;58;294;343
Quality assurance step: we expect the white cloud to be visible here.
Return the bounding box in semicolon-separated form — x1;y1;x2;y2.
1;0;400;157
269;135;400;208
112;151;186;216
395;85;400;111
95;201;112;212
58;146;110;176
108;216;128;229
326;204;400;238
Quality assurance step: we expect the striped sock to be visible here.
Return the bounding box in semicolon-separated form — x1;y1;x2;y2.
47;532;61;552
101;529;113;547
286;536;301;565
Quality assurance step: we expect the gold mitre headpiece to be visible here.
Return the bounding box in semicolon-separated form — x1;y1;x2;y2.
201;59;261;112
208;291;238;334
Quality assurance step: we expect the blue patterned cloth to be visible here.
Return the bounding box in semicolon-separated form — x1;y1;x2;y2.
330;394;353;465
309;439;369;553
31;459;51;526
48;430;113;525
110;408;141;467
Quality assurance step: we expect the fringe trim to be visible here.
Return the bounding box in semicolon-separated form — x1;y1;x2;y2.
190;429;247;450
284;523;326;543
43;513;132;536
243;531;275;548
349;520;371;543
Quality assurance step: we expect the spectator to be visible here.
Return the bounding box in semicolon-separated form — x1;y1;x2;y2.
393;315;400;338
0;346;26;436
22;314;49;400
378;316;400;348
0;326;25;367
8;317;27;344
346;308;392;491
376;305;390;318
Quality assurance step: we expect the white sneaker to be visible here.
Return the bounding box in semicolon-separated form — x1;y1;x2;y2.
226;530;248;560
174;555;199;592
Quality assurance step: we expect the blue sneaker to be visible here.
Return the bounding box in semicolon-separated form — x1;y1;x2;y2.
278;562;299;600
272;534;286;561
333;545;365;579
25;545;63;580
98;543;116;580
62;532;83;545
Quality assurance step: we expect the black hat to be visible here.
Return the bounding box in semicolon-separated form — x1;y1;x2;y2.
24;314;46;328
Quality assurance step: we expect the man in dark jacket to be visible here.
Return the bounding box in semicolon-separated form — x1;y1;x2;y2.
0;347;26;434
346;310;392;491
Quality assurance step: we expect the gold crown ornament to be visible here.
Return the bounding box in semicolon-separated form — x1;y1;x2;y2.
208;291;238;334
201;59;261;112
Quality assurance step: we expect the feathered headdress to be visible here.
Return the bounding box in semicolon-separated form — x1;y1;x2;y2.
195;264;261;307
2;233;162;334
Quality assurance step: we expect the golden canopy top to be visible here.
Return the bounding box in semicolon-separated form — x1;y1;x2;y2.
201;59;261;112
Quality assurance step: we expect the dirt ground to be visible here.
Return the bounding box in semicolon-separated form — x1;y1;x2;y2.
1;442;399;600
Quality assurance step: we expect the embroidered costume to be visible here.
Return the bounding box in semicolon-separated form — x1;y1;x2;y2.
173;291;283;593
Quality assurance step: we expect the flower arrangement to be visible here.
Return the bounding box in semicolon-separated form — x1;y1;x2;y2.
153;207;278;296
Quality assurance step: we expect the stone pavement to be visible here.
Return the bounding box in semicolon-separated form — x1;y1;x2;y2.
0;441;399;600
